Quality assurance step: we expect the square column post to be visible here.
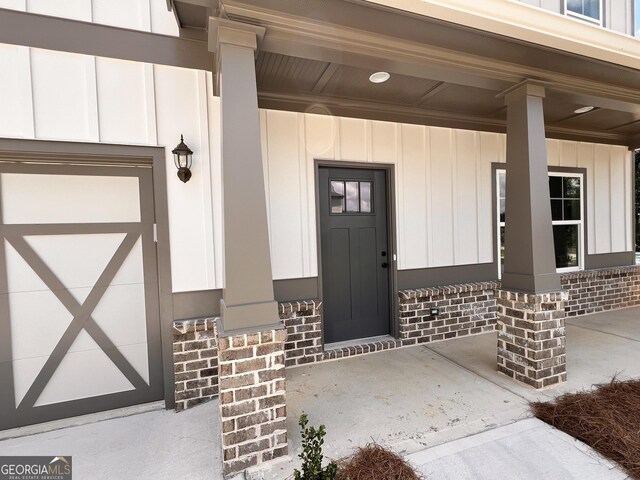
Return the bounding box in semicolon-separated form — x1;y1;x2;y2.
209;18;287;477
497;81;566;389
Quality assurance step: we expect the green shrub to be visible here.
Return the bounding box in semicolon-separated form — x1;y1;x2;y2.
293;413;338;480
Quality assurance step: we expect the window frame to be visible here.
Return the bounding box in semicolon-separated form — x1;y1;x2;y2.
496;169;585;278
564;0;603;25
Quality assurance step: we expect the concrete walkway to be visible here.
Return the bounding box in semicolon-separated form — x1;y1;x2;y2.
0;307;637;479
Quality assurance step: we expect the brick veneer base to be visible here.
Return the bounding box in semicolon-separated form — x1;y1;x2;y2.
217;325;288;477
173;318;218;411
562;265;640;317
496;290;568;389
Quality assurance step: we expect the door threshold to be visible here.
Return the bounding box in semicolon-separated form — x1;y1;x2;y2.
325;335;395;351
0;401;165;440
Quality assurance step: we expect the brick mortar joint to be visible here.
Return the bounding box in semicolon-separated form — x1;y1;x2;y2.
399;282;500;300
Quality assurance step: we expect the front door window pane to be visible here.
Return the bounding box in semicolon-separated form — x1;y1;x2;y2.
360;182;372;213
345;182;359;212
554;224;579;268
330;181;345;214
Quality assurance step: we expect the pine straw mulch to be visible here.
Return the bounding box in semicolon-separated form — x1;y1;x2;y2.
531;378;640;478
335;443;423;480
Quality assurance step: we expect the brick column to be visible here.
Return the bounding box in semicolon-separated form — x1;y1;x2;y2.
217;325;288;477
496;290;567;389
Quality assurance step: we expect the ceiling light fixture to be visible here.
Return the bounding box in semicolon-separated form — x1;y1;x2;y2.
369;71;390;84
574;106;595;114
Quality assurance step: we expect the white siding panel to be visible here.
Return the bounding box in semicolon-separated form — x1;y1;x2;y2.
0;0;25;10
455;130;479;265
593;145;612;253
371;121;397;164
150;0;180;36
609;147;627;252
153;65;211;292
264;110;304;280
339;117;366;161
546;139;560;166
92;0;151;30
30;49;99;142
400;124;428;269
303;114;336;160
27;0;92;21
560;140;578;167
96;58;153;144
576;142;596;254
477;132;499;263
0;44;34;138
428;127;455;267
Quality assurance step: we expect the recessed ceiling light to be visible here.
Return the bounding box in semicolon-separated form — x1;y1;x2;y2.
574;106;595;114
369;71;390;84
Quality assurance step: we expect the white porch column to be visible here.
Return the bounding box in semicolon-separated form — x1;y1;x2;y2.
209;19;279;332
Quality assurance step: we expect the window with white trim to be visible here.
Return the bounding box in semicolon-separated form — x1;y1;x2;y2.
635;0;640;38
565;0;601;24
496;170;584;277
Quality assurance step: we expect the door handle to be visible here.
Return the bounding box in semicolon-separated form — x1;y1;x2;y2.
381;262;389;268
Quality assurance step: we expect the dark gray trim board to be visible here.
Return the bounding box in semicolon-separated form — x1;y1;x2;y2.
585;252;636;269
397;263;498;290
173;277;320;320
0;8;213;71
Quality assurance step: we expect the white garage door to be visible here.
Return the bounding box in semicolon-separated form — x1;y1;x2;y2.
0;162;163;430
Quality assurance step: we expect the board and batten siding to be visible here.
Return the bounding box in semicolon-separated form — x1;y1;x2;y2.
260;110;634;279
0;41;633;291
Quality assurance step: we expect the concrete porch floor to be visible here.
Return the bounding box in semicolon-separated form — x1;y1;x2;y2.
0;307;638;479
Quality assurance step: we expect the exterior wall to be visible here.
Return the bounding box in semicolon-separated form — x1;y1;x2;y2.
562;265;640;316
399;283;498;341
260;110;634;280
173;318;219;411
0;0;179;36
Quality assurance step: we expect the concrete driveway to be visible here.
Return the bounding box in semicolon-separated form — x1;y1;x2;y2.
0;307;638;479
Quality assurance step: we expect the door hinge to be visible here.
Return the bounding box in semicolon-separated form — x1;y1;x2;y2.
153;223;158;243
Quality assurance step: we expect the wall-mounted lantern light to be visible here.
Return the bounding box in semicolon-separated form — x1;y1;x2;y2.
172;134;193;183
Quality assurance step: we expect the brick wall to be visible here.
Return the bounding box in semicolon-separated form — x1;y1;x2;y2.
562;265;640;317
173;318;219;411
399;282;499;342
217;327;288;476
280;301;323;367
496;290;567;389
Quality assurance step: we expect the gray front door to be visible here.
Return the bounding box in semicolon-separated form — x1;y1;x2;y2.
0;162;163;430
319;167;390;344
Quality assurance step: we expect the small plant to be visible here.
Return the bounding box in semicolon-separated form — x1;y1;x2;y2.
293;413;338;480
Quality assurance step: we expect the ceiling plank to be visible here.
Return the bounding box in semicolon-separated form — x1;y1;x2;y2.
311;63;340;94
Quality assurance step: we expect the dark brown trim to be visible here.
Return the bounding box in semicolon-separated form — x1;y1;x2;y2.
397;263;498;290
0;8;213;71
173;289;222;320
172;277;320;320
585;252;636;269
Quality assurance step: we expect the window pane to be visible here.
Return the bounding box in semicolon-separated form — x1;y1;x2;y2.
345;181;359;212
360;182;372;213
584;0;599;19
499;199;505;223
563;177;580;198
549;176;562;198
564;199;581;221
551;200;563;221
500;226;505;274
553;224;579;268
566;0;583;15
330;181;345;214
498;172;506;198
636;0;640;38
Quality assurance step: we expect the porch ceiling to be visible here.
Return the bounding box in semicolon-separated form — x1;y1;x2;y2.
169;0;640;147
